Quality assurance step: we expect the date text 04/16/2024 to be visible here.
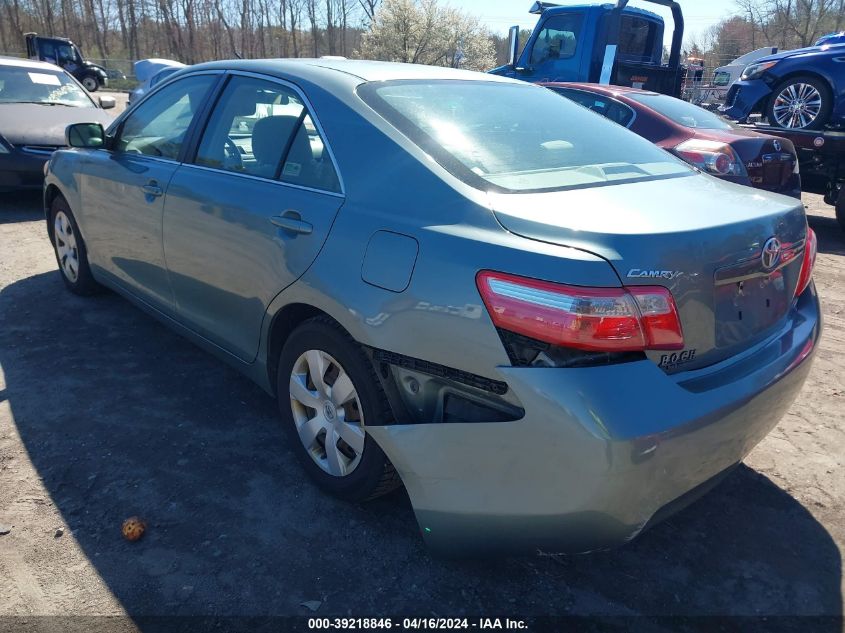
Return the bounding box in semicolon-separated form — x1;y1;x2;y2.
307;618;528;630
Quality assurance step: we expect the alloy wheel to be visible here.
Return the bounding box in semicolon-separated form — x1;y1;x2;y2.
772;83;822;129
54;210;80;283
289;349;366;477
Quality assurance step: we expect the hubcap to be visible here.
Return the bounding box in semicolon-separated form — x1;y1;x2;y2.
772;83;822;129
83;77;97;91
289;350;365;477
54;210;80;283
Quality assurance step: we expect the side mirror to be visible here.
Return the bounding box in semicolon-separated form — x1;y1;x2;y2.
508;25;520;68
66;122;105;149
99;95;116;109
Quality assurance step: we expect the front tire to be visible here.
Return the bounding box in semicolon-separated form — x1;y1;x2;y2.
50;196;101;295
767;75;832;130
81;75;100;92
276;317;400;501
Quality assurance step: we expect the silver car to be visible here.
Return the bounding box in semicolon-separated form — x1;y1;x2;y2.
44;60;821;555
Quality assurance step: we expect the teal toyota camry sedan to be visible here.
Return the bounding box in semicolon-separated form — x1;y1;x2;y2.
43;59;821;554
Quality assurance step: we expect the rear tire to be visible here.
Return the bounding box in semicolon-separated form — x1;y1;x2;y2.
81;75;99;92
276;317;400;502
50;195;101;296
836;187;845;233
766;75;832;130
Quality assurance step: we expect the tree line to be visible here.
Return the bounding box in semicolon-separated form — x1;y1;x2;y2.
0;0;519;70
687;0;845;69
1;0;374;63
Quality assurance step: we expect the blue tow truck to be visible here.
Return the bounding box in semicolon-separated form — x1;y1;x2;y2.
490;0;684;97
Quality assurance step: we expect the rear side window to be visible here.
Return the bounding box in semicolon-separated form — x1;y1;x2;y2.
617;15;658;63
193;75;340;193
359;80;691;193
529;14;584;66
627;93;733;129
552;88;635;127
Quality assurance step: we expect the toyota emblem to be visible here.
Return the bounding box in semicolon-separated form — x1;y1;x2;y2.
761;237;782;270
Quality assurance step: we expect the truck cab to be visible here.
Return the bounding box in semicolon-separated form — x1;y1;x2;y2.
490;0;684;97
24;33;107;92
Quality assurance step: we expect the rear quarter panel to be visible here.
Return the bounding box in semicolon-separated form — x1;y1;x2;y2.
259;75;622;383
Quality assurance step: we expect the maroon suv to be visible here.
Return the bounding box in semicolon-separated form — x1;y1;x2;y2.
545;83;801;199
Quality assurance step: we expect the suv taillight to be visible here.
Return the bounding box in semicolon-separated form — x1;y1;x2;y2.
476;271;684;352
794;228;817;298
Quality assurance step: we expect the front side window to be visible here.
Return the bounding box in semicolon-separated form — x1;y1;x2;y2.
56;44;76;65
194;75;340;192
0;65;95;107
552;88;635;127
359;80;691;194
116;74;216;159
529;15;584;66
627;93;733;129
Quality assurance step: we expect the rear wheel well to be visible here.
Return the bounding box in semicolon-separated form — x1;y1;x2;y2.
266;303;339;393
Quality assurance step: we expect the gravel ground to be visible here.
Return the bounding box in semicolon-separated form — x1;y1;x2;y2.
0;184;842;630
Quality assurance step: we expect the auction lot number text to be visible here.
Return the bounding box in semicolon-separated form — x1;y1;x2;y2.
308;618;528;630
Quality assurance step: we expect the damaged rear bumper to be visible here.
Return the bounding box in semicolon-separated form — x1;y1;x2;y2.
367;290;820;555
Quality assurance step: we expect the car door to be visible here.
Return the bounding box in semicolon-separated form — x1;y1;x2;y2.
80;73;219;314
163;73;344;362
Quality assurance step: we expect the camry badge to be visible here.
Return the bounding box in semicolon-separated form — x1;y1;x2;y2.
627;269;683;280
761;237;782;270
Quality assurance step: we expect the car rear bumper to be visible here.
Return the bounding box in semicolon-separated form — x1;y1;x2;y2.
719;79;773;121
368;288;820;555
0;150;48;191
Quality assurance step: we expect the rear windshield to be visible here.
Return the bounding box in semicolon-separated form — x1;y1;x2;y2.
627;92;733;129
358;80;691;194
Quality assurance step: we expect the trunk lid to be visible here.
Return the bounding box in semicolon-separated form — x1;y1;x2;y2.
489;173;807;372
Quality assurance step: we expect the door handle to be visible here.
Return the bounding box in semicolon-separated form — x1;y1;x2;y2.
141;180;163;197
270;210;312;235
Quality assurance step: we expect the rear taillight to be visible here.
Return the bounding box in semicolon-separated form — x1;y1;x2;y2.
476;271;684;353
674;139;747;177
794;228;817;298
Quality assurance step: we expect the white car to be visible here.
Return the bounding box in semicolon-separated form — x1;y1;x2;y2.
698;48;778;106
128;58;185;105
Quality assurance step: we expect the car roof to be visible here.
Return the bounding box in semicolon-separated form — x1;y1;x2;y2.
0;56;66;72
187;58;520;85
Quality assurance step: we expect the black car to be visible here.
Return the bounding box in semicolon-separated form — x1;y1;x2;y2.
0;57;114;192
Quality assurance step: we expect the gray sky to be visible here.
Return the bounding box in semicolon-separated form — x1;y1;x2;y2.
453;0;742;47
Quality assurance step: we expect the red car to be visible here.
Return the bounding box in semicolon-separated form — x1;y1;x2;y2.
544;82;801;199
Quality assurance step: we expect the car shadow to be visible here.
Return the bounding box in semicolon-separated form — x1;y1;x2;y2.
0;191;43;224
0;270;841;627
808;212;845;256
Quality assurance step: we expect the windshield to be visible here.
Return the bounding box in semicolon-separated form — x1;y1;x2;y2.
713;71;731;87
358;80;691;193
0;65;94;107
627;92;733;129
